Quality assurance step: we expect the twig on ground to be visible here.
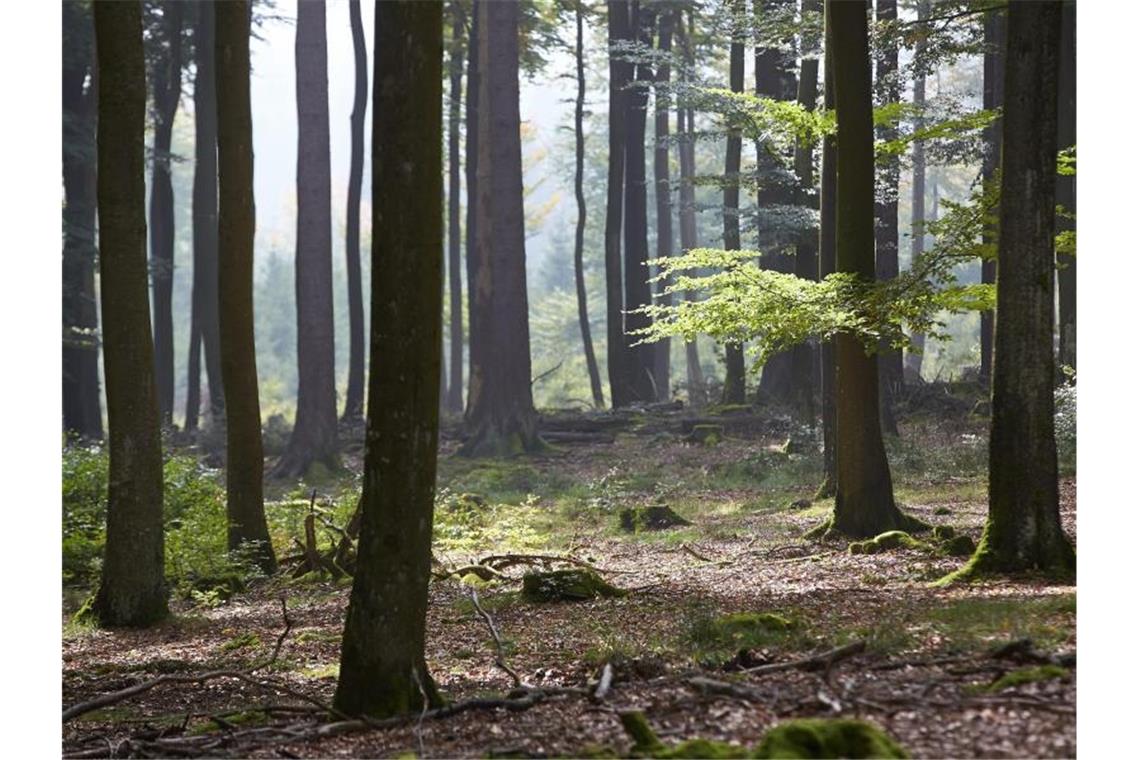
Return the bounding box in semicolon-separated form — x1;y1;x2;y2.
594;662;614;701
470;588;524;688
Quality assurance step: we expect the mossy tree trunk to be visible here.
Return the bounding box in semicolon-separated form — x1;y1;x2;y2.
816;29;837;501
275;0;339;478
216;0;276;575
873;0;900;435
604;0;632;408
460;0;542;457
948;0;1074;581
446;1;466;414
817;0;917;539
63;1;104;442
334;0;444;718
979;6;1005;386
1055;0;1076;372
342;0;368;422
720;0;747;406
90;0;168;628
651;8;675;402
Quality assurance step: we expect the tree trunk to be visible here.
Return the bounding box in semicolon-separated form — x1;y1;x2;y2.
721;0;747;406
464;0;480;415
148;1;184;428
676;17;706;407
574;0;605;409
460;0;542;457
275;0;340;478
216;0;276;575
816;30;837;501
950;0;1074;580
904;0;928;380
63;1;104;441
651;9;675;401
343;0;368;422
89;0;168;627
604;0;632;408
813;0;918;539
187;0;224;431
1055;0;1075;372
446;1;466;413
874;0;900;434
979;6;1005;386
334;0;444;718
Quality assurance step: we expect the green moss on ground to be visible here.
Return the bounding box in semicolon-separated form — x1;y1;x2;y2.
753;718;907;759
983;664;1069;692
848;531;927;555
620;504;691;533
520;569;625;603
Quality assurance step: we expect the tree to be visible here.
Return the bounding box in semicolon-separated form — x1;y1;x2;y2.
216;0;276;575
944;0;1074;582
63;1;104;441
186;0;224;432
146;0;183;428
464;0;481;413
343;0;368;422
88;0;168;627
461;0;542;456
605;0;633;408
1055;0;1075;371
334;0;444;718
651;7;675;402
721;0;747;406
904;0;929;380
815;5;837;500
978;6;1004;385
574;0;606;408
445;0;465;414
873;0;900;434
811;0;920;539
275;0;339;478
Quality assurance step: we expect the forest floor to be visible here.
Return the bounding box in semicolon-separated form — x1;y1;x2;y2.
62;398;1076;759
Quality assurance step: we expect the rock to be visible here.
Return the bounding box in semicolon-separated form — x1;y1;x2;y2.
941;534;976;557
619;504;691;533
848;530;926;555
684;424;723;445
521;569;625;603
932;525;956;541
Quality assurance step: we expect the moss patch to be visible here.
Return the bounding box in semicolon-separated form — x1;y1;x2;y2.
848;531;927;555
619;504;692;533
521;569;625;603
753;718;907;759
983;664;1069;692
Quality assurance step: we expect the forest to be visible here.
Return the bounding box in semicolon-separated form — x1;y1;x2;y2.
58;0;1082;757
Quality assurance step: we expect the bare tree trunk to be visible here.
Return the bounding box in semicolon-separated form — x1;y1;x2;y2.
89;0;168;627
446;1;466;413
604;0;632;407
464;0;480;416
1055;0;1075;372
334;0;444;718
816;28;836;500
343;0;368;422
676;17;705;407
721;0;747;405
216;0;276;575
904;0;929;381
651;8;675;401
275;0;339;478
874;0;900;434
979;6;1004;385
148;1;184;428
574;0;605;408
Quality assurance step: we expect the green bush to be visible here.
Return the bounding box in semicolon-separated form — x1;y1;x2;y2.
62;441;110;585
1055;372;1076;473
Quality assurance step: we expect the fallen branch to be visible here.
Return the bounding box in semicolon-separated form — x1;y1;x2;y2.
470;588;523;688
740;640;866;676
594;662;615;701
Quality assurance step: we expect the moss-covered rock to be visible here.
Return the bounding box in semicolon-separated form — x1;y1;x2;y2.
753;718;907;759
941;534;976;557
521;569;625;603
933;506;953;516
984;664;1069;692
848;531;926;555
620;712;750;758
932;525;956;541
685;424;723;445
620;504;692;533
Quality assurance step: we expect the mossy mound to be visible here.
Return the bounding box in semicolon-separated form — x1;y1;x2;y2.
521;569;625;603
984;664;1069;692
684;424;723;445
753;718;907;759
621;712;750;759
848;531;926;555
941;534;976;557
620;504;692;533
933;506;953;516
932;525;956;541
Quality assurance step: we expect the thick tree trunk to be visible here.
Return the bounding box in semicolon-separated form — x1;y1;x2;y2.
676;19;706;407
187;0;224;431
334;0;444;718
651;9;675;401
216;0;276;575
1055;1;1075;372
460;0;542;457
874;0;900;434
814;0;918;539
721;0;747;406
464;1;481;416
951;1;1074;580
904;0;928;380
343;0;368;422
446;1;465;413
275;0;339;478
574;1;605;409
979;7;1005;386
148;1;183;428
62;2;104;441
90;0;168;627
816;35;837;501
604;0;632;408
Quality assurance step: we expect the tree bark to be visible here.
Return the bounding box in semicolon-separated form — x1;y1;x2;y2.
216;0;276;575
147;1;184;428
275;0;340;478
343;0;368;422
676;17;706;407
953;0;1074;580
460;0;542;457
979;6;1004;385
1055;0;1075;372
605;0;633;408
651;8;675;401
817;29;836;500
575;0;606;409
904;0;928;380
446;1;466;413
90;0;168;627
334;0;445;718
464;0;481;415
721;0;747;406
874;0;900;434
63;1;104;441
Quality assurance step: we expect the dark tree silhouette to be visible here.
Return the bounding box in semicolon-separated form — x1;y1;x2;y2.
343;0;368;422
216;0;276;575
979;6;1004;385
1055;0;1075;371
721;0;747;405
275;0;339;478
461;0;542;456
464;0;481;412
446;0;466;414
62;1;104;441
604;0;632;408
651;7;675;401
904;0;929;380
89;0;168;627
947;0;1074;581
873;0;900;434
334;0;445;718
816;15;837;501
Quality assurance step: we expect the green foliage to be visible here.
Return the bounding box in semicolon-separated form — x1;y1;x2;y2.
982;664;1069;693
681;607;802;663
926;594;1076;652
62;441;110;585
433;487;553;554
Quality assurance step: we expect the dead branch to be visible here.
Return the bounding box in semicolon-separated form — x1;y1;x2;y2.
470;588;524;688
738;639;866;677
594;662;614;701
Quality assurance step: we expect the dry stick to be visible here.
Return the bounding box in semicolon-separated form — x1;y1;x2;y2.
470;587;524;688
594;662;615;701
680;543;713;563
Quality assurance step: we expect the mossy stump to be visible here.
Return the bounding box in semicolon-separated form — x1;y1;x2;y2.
521;569;625;603
620;504;691;533
753;718;907;759
684;424;723;445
